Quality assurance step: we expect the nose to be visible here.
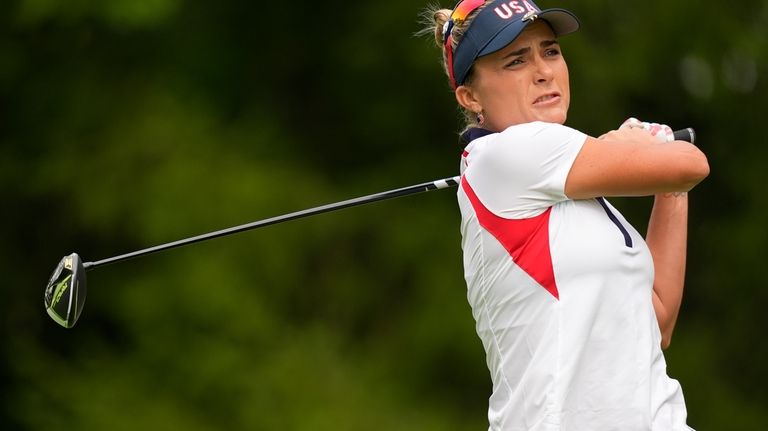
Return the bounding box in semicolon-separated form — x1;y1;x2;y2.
533;56;554;84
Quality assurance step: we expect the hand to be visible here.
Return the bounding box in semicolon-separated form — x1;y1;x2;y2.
598;125;659;145
621;117;674;143
620;118;689;198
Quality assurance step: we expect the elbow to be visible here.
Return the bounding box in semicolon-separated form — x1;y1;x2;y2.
678;149;710;191
660;333;672;350
692;151;710;182
655;308;675;350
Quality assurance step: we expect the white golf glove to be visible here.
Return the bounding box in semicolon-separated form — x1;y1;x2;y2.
621;117;674;143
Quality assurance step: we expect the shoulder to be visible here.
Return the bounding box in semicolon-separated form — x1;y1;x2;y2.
467;122;587;163
498;121;586;143
468;121;584;148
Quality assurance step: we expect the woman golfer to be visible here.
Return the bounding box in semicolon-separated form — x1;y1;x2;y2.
424;1;709;429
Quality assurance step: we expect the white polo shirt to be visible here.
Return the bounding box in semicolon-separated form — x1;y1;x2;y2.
457;122;691;430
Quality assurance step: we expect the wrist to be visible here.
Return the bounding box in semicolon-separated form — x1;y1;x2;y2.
655;192;689;209
661;191;688;198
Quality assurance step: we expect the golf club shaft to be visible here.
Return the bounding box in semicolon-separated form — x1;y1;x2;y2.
82;127;697;270
83;176;462;269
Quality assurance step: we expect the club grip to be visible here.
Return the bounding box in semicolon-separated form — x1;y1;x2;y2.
673;128;696;144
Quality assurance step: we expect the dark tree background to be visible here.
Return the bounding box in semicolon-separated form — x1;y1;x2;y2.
2;0;766;429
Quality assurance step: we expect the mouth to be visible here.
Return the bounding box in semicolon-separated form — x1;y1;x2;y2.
533;92;561;105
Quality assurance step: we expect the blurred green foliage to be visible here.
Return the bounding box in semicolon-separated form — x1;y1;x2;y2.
2;0;766;429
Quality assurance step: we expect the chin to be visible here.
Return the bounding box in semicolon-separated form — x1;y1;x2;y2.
539;110;568;124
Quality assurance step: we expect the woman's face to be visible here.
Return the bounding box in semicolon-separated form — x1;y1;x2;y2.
457;21;571;131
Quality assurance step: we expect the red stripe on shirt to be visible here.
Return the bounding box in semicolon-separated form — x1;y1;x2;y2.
461;176;559;299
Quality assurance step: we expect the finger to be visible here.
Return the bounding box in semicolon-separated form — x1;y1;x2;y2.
620;117;643;130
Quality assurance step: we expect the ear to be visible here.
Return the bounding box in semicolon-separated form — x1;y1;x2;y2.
455;85;483;115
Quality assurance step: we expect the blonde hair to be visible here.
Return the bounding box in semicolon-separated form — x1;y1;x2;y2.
418;2;489;130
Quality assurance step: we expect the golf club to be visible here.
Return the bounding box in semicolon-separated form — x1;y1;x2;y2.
44;176;461;328
43;127;697;328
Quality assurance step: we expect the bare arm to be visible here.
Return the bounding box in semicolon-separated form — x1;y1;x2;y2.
646;192;689;349
564;128;709;199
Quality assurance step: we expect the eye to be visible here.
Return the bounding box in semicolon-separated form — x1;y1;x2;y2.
545;47;561;57
505;57;524;68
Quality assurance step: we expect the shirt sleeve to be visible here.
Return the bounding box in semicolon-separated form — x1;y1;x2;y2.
464;122;587;219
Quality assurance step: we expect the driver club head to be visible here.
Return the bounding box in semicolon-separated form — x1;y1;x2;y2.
44;253;87;328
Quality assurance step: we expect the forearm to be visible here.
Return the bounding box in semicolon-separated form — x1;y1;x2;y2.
646;192;689;349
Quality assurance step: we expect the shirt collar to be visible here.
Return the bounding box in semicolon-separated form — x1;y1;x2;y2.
460;127;495;145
